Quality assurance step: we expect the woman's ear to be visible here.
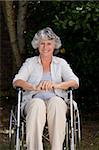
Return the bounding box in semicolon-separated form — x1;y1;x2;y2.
53;49;60;55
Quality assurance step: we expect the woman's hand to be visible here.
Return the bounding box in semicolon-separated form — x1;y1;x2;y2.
36;81;54;91
35;81;67;91
13;79;78;92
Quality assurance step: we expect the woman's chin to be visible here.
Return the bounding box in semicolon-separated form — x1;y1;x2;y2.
41;52;52;57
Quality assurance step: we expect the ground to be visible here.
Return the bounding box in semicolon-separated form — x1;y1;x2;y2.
0;102;99;150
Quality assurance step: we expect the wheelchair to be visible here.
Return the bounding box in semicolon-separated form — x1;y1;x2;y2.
8;87;81;150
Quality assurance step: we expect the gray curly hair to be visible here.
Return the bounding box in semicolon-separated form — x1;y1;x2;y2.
31;27;62;49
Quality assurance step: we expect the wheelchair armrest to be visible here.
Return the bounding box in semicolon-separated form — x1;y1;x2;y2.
68;87;74;91
16;87;23;92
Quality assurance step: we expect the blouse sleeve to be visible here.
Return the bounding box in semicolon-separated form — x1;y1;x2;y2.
61;59;79;86
13;58;32;83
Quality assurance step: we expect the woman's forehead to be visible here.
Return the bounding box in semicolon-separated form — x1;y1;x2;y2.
39;38;55;43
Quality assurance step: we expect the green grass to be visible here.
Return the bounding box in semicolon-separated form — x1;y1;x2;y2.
0;137;99;150
80;136;99;150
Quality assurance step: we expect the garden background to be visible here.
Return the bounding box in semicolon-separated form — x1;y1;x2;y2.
0;1;99;149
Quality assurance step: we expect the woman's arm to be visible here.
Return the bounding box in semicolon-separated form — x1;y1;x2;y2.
13;79;36;91
35;79;79;91
54;80;79;90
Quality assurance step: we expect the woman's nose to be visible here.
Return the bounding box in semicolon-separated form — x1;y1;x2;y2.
43;44;47;49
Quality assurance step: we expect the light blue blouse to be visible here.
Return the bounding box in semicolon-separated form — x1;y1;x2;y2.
33;72;56;100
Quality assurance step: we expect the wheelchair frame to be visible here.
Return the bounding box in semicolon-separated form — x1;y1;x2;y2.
9;88;81;150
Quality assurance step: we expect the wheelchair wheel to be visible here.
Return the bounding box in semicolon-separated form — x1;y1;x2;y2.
9;108;26;150
74;109;81;149
63;116;71;150
9;109;17;149
63;108;81;150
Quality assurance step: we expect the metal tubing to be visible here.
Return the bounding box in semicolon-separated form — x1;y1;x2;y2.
70;89;74;150
16;89;22;150
9;110;13;139
77;108;81;143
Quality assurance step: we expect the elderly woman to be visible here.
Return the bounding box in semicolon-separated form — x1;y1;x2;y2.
13;27;79;150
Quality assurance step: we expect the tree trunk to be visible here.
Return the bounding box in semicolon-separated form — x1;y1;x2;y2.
17;0;28;60
3;1;22;68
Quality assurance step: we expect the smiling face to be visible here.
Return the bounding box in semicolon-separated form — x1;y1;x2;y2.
38;39;55;58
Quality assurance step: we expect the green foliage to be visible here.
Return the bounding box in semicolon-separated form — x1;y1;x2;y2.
25;1;99;112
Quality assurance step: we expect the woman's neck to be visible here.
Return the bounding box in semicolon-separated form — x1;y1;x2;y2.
40;55;52;64
40;56;52;72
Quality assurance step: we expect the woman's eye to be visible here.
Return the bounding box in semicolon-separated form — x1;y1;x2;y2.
40;43;44;45
48;43;51;45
